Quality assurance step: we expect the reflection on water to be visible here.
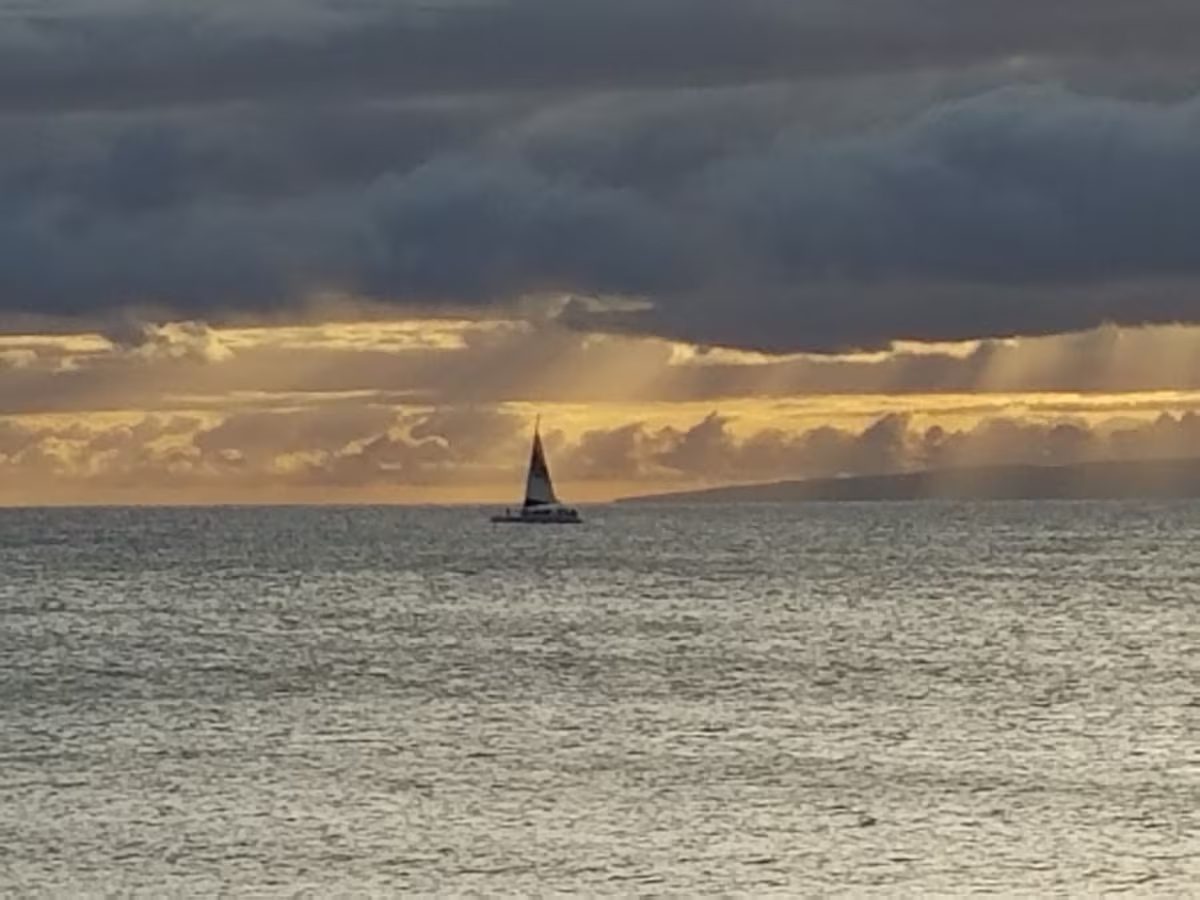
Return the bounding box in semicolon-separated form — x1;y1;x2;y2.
1;503;1196;893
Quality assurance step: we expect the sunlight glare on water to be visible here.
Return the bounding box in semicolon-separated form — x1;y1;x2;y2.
1;503;1197;894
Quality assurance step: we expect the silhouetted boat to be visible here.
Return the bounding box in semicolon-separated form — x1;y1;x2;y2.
491;421;581;524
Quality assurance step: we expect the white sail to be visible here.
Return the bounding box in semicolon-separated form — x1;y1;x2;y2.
523;430;558;507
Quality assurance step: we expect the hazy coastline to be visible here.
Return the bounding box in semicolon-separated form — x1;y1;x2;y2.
620;457;1200;503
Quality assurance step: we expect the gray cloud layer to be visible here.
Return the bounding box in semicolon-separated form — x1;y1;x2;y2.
6;1;1200;114
4;2;1200;350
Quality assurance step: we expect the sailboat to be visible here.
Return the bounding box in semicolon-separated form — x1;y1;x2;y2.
491;421;581;524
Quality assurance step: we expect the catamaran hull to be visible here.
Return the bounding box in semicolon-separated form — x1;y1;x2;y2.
487;508;580;528
490;517;582;524
491;511;582;524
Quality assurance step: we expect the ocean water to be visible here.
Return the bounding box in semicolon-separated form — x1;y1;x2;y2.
1;502;1196;896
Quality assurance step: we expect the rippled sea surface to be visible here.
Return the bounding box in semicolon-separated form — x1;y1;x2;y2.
1;503;1197;896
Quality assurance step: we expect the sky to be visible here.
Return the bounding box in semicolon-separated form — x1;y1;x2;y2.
3;0;1200;503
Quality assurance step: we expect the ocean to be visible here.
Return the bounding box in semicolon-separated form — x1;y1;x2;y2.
1;503;1196;895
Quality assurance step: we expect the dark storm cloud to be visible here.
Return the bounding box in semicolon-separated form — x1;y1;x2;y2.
5;2;1200;349
8;86;1200;348
4;0;1200;114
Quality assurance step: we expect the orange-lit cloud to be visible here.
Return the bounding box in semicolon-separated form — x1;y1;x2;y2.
5;319;1200;414
4;317;1200;503
5;401;1200;505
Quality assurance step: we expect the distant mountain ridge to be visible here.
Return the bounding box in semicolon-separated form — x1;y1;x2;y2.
618;457;1200;503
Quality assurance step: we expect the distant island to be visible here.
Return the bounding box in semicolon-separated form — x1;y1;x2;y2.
619;457;1200;503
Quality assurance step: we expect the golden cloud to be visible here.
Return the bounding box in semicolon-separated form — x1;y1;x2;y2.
4;318;1200;503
